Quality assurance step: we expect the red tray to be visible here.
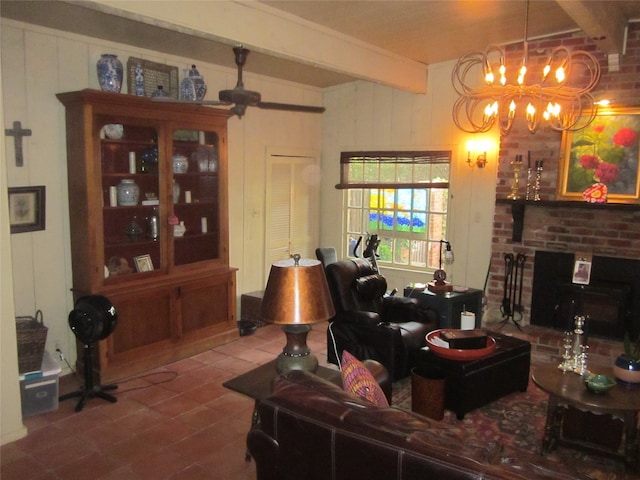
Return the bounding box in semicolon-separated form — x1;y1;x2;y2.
426;329;496;361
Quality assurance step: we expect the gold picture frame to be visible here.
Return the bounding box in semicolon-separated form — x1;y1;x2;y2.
134;254;154;272
557;106;640;203
8;186;46;234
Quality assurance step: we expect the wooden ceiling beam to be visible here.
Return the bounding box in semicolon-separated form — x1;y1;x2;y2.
555;0;628;56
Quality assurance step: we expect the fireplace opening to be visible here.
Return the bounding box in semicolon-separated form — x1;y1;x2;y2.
530;251;639;341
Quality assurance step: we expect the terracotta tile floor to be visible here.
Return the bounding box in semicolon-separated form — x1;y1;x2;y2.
1;323;333;480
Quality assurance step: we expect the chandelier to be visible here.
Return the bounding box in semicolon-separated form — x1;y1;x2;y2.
451;0;601;135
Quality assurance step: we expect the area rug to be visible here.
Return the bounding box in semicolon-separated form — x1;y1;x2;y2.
392;372;633;480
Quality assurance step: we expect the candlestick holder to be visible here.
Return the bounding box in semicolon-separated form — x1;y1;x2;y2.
558;331;574;372
525;168;533;200
507;155;523;200
533;162;543;201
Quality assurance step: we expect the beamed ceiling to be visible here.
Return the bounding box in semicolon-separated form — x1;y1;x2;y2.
1;1;639;93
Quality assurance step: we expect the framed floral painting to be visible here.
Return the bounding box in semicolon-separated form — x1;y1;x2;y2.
557;106;640;203
8;186;46;234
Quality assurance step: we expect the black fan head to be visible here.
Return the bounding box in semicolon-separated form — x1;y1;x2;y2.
68;295;118;344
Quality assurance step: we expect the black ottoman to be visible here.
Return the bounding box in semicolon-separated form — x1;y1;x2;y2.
414;331;531;419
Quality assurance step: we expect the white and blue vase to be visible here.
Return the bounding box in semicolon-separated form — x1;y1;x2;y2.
97;54;123;93
189;65;207;101
179;69;197;101
134;62;145;96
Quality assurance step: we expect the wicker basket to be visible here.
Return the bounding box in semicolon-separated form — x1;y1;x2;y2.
16;310;48;374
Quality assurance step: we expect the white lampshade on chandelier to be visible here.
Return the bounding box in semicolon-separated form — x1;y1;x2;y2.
452;0;601;135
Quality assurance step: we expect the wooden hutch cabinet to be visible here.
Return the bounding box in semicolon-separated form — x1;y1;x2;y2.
57;89;237;383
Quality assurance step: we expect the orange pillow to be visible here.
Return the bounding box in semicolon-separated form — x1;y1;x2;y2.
341;350;389;407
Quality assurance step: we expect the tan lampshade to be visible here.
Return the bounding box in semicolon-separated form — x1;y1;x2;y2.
261;257;335;325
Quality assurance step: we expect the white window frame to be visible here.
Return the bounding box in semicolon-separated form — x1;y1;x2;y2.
337;151;451;271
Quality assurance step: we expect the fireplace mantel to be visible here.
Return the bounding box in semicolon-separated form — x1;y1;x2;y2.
495;199;640;242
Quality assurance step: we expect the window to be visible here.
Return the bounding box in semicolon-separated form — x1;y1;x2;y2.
337;151;451;270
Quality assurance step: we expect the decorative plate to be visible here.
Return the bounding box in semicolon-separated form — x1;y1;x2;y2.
426;329;496;361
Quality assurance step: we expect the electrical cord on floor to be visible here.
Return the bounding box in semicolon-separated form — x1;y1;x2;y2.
328;321;342;370
114;371;179;394
56;347;178;395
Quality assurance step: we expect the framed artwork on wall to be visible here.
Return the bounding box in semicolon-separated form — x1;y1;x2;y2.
557;106;640;204
8;186;46;234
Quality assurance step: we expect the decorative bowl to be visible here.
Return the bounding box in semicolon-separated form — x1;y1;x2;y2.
585;374;617;394
425;329;496;361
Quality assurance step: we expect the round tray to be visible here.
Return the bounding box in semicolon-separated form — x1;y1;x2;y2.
426;329;496;361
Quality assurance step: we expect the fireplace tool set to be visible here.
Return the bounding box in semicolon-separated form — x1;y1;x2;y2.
500;252;526;330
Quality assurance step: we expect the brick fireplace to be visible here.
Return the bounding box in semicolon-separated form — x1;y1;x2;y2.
482;23;640;366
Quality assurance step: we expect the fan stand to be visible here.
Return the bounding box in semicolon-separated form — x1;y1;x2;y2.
59;342;117;412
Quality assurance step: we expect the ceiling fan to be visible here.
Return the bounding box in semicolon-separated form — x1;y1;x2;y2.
154;46;326;118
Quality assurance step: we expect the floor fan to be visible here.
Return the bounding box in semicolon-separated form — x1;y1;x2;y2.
59;295;118;412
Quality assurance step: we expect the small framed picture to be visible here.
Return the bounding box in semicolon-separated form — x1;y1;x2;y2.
8;186;46;234
572;259;592;285
134;254;154;272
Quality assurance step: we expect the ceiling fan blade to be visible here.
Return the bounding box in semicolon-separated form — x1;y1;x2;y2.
151;97;230;106
256;101;325;113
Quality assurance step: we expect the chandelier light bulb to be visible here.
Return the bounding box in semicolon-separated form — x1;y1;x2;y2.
517;64;527;85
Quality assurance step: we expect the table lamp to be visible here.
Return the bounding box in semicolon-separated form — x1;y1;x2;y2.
261;254;336;374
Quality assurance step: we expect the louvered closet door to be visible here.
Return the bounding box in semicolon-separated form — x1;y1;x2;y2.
265;154;319;280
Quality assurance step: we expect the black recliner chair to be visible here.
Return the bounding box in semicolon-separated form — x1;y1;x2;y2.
323;257;437;381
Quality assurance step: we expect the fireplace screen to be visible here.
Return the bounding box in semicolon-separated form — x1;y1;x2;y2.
530;251;639;341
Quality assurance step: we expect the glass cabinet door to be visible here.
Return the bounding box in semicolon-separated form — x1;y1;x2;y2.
171;129;220;266
100;121;162;279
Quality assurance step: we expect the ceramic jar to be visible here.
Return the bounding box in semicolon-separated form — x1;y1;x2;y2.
151;85;170;98
97;54;123;93
173;154;189;174
117;179;140;206
189;65;207;101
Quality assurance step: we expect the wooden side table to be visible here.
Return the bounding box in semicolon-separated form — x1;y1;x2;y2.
404;285;483;329
532;364;640;472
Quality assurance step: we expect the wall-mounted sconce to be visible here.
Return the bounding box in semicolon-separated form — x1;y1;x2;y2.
466;139;493;169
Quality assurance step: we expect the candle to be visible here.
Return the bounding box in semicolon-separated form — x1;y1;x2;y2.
185;191;192;203
461;311;475;330
201;217;208;233
109;186;118;207
128;152;136;174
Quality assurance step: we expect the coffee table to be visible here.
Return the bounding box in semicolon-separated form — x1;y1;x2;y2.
532;364;640;472
414;331;531;419
223;360;340;460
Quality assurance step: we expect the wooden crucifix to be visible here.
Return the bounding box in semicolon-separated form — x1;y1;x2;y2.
5;121;32;167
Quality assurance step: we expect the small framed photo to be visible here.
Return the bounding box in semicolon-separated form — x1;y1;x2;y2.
134;254;154;272
8;186;46;234
572;259;592;285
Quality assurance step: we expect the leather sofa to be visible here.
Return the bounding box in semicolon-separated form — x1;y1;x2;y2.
324;258;437;380
247;370;590;480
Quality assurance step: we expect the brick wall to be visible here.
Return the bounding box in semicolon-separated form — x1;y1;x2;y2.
486;22;640;326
